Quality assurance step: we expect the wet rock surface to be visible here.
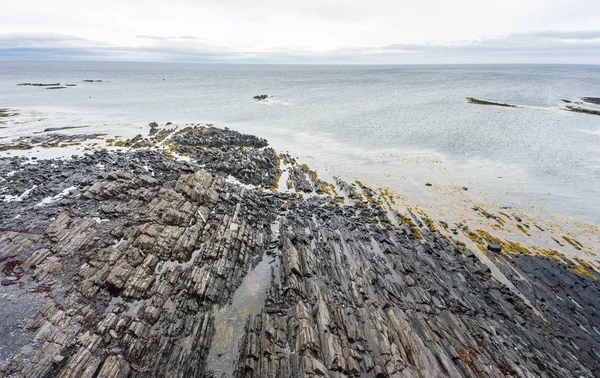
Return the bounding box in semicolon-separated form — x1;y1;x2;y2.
236;203;600;377
0;133;106;152
1;144;280;377
168;126;279;188
0;125;599;378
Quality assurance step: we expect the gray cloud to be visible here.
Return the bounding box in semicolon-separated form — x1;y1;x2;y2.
1;30;599;64
0;33;106;49
530;30;600;40
136;35;169;41
136;35;201;41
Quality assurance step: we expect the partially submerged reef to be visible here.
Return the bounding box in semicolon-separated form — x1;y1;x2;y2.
469;96;600;116
466;98;518;108
564;105;600;116
581;97;600;105
17;84;77;90
16;80;106;91
0;122;599;378
0;109;19;128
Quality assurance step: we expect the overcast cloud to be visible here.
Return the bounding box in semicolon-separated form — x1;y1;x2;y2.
1;0;599;63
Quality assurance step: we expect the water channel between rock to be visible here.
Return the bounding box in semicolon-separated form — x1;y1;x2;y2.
205;251;278;377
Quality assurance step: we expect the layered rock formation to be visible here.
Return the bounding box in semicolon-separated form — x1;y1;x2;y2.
0;125;598;378
236;196;599;377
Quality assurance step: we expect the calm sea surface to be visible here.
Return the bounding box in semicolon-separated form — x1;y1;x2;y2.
1;62;599;221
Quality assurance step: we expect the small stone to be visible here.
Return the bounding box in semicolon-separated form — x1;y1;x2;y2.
487;244;502;253
425;183;432;187
286;231;296;241
462;187;468;191
53;355;65;364
108;347;123;355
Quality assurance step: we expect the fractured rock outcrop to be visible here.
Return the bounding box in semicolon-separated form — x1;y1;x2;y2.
1;125;598;378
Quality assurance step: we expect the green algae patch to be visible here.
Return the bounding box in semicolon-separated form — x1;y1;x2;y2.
516;224;530;236
562;236;583;250
458;227;597;279
570;258;597;280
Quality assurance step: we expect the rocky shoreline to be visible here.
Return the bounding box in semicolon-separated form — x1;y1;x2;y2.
0;123;599;377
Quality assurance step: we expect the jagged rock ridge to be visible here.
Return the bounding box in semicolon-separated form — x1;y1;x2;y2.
0;125;598;378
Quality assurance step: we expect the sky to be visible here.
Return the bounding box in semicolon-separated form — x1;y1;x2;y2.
1;0;600;64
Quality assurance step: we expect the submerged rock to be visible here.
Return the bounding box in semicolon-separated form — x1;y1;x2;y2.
0;108;19;120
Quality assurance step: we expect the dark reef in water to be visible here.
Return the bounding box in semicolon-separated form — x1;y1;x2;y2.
466;97;518;108
38;126;90;133
470;96;600;116
582;97;600;105
565;105;600;116
17;83;61;87
17;83;77;90
0;125;598;377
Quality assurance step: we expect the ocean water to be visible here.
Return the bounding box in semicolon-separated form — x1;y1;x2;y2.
1;61;599;222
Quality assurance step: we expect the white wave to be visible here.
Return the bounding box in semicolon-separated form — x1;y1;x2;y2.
35;186;77;207
255;98;292;106
579;129;600;136
2;185;37;202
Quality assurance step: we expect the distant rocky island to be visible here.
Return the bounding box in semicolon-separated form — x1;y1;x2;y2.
0;120;599;377
253;94;270;101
